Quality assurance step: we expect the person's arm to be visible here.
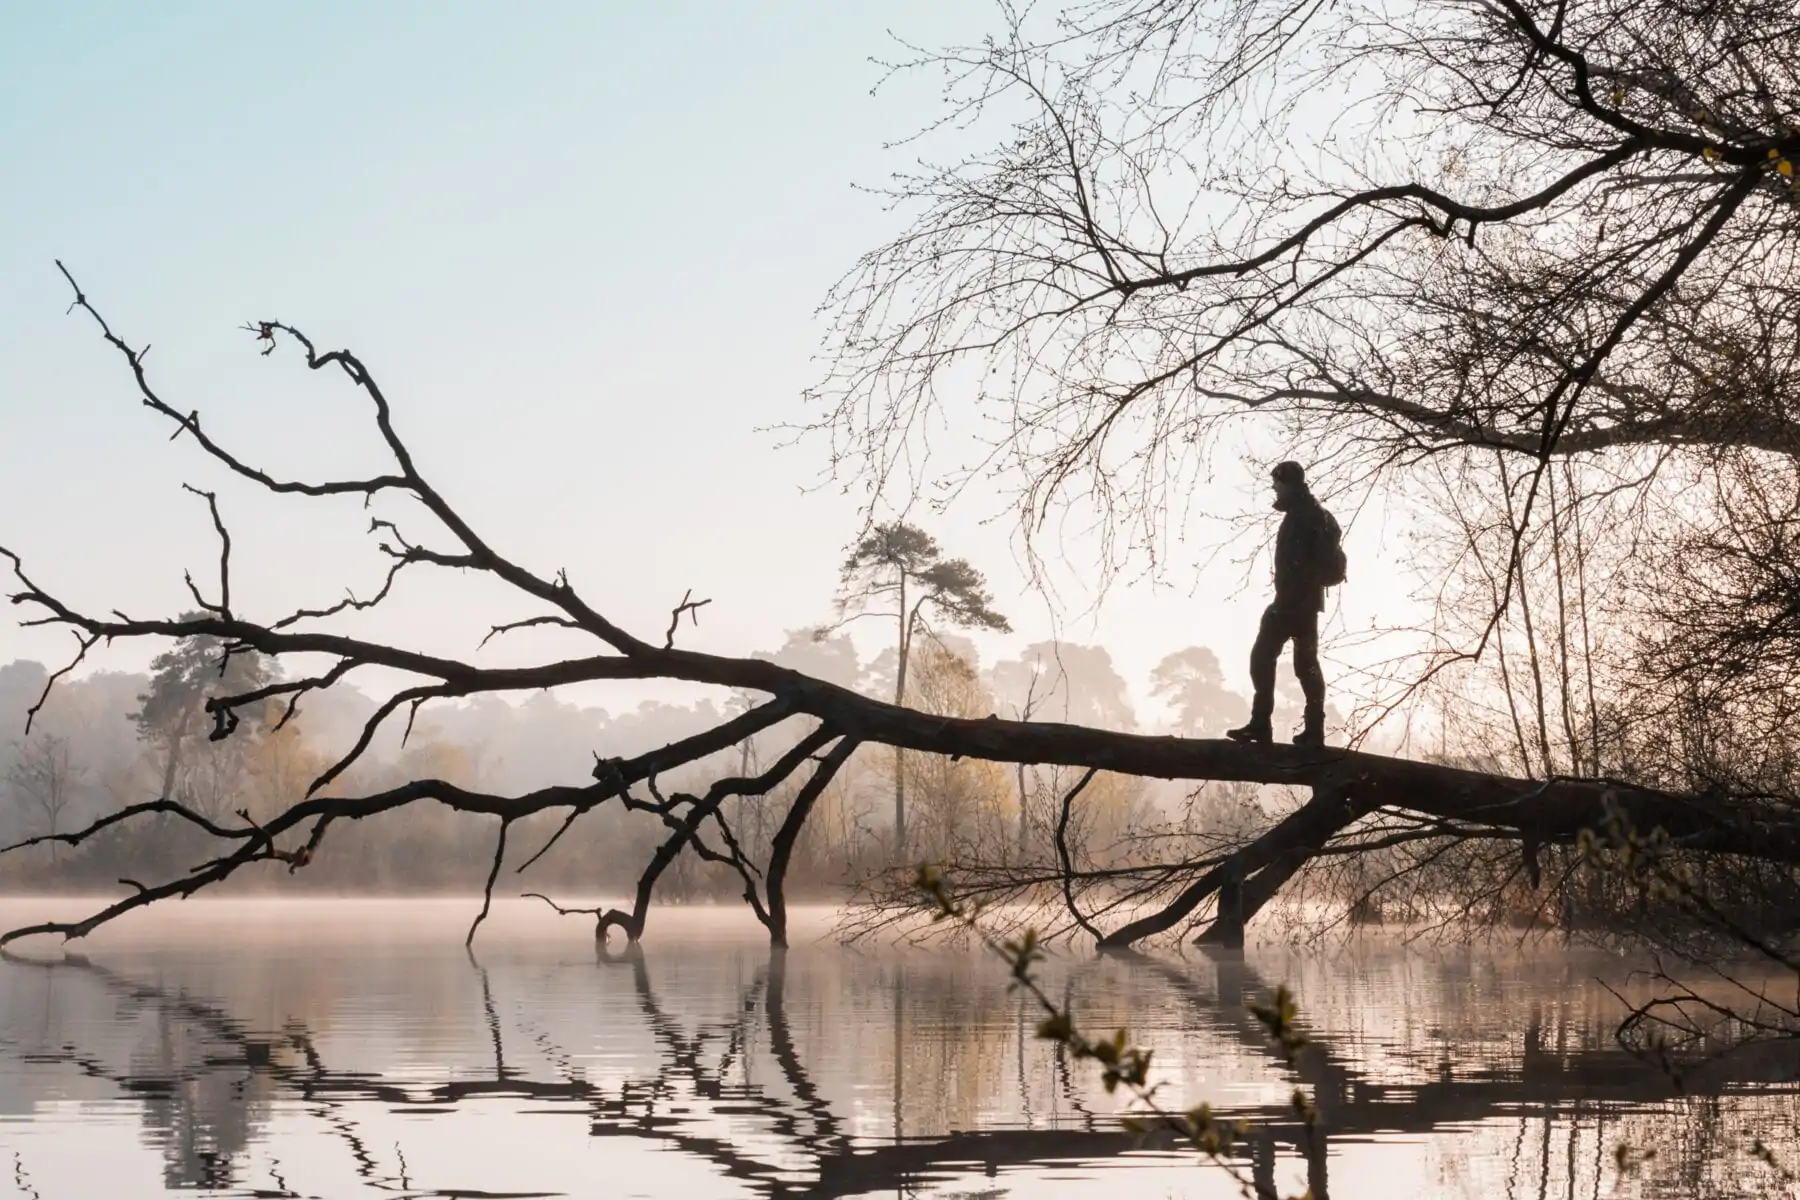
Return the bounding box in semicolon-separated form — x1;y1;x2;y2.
1273;514;1299;591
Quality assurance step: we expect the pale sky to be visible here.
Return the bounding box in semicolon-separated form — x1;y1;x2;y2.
0;2;1424;725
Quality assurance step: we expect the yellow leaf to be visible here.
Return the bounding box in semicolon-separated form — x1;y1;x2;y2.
1780;160;1794;177
1702;147;1719;161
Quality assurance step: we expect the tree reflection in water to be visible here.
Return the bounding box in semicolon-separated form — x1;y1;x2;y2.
2;942;1800;1198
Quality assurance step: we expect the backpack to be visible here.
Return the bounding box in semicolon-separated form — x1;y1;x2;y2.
1316;510;1347;588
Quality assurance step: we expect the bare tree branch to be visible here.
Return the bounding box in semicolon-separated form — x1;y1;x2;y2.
466;818;511;948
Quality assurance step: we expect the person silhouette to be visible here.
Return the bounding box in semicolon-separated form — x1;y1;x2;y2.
1226;461;1342;748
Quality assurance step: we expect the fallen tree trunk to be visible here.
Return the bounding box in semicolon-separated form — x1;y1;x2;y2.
5;270;1796;952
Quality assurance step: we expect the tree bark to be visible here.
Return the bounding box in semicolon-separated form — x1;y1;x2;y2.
1196;787;1352;947
765;737;859;947
1099;784;1367;948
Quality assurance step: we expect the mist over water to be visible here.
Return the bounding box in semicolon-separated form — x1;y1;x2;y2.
2;898;1795;1199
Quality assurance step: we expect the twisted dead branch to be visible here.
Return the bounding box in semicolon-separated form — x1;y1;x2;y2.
6;271;1800;952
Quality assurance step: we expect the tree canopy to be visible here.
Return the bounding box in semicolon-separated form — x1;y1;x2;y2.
809;0;1800;578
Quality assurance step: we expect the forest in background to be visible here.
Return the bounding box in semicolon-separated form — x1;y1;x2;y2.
0;616;1320;899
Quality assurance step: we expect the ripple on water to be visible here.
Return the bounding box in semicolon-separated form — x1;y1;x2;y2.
0;896;1794;1198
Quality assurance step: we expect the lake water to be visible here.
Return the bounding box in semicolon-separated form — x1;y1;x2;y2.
1;897;1796;1199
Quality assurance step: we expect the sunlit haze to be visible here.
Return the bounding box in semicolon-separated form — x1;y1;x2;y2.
0;2;1418;721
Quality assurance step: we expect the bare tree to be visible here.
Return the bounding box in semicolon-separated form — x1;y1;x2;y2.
807;0;1800;615
789;0;1800;952
829;522;1010;853
988;641;1137;861
7;734;82;861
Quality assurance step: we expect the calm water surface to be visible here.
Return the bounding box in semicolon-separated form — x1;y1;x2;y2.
0;897;1796;1199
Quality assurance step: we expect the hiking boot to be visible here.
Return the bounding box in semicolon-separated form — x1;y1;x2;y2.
1226;719;1272;745
1293;716;1326;748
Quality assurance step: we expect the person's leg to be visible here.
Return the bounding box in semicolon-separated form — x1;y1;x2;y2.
1291;612;1326;745
1229;606;1288;742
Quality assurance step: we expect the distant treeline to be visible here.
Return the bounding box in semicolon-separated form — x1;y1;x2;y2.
0;629;1314;897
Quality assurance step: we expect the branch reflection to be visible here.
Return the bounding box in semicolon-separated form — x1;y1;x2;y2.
3;944;1799;1198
